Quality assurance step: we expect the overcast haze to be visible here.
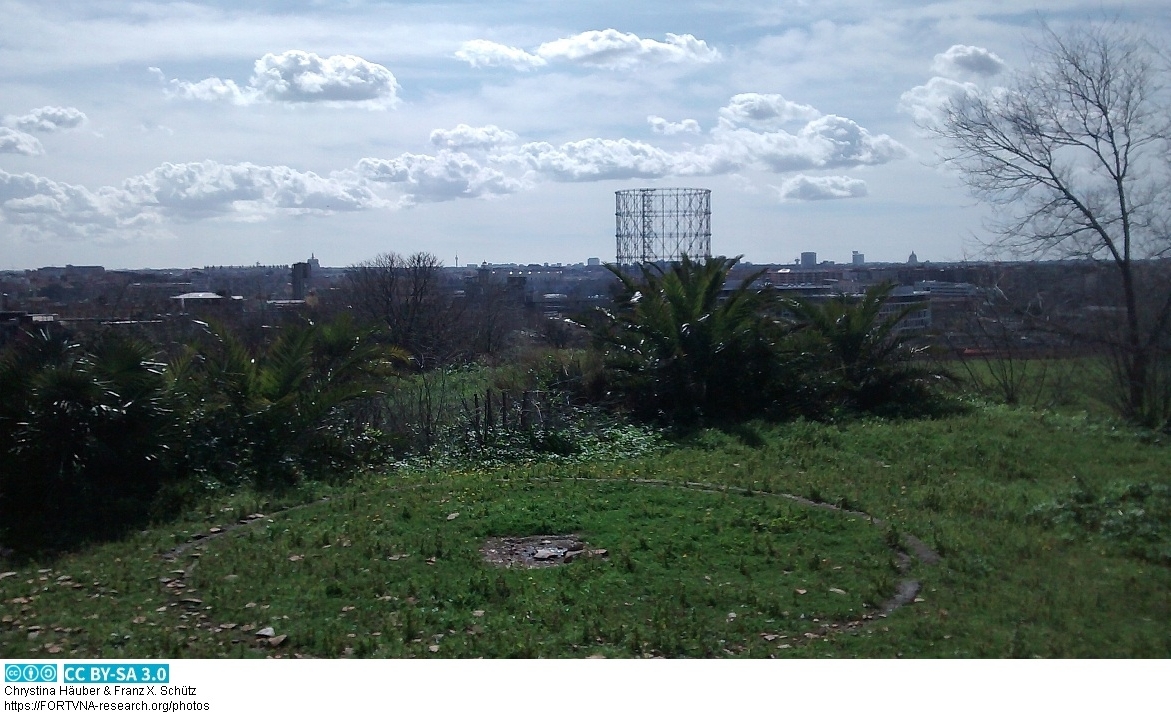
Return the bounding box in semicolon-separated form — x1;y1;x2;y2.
1;1;1166;269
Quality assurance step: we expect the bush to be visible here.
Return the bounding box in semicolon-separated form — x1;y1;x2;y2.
591;256;790;423
785;283;951;416
0;328;173;552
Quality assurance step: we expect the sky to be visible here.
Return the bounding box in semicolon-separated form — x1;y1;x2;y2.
1;0;1166;270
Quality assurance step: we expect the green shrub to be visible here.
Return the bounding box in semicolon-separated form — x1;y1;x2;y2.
591;255;790;422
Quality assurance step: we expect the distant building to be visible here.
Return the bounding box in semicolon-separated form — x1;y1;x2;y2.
852;251;865;266
292;262;310;300
587;257;601;267
908;251;919;265
800;252;817;269
883;286;932;332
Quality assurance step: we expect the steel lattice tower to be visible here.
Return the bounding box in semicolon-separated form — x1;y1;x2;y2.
615;188;711;265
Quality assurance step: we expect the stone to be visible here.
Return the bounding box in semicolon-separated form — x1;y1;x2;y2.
256;626;276;637
267;635;287;647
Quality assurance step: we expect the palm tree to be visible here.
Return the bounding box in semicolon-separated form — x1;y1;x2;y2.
0;328;172;550
171;316;406;488
594;255;784;421
786;283;940;412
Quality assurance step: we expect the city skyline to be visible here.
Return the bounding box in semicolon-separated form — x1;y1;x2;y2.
2;1;1167;270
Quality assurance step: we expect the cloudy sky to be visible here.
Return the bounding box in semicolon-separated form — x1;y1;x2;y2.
1;1;1166;269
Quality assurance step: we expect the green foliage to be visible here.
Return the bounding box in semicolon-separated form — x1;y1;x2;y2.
415;405;666;470
785;283;949;415
169;316;407;489
593;255;787;422
1029;482;1171;564
0;328;173;551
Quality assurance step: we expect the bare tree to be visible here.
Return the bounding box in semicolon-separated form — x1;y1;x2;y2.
932;22;1171;423
343;251;456;365
341;252;526;367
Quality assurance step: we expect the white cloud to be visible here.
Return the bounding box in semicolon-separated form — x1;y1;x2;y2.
511;138;682;182
454;40;546;70
710;114;907;173
251;51;399;105
487;99;905;182
0;161;386;241
0;128;44;156
931;45;1005;78
536;30;719;69
163;74;251;104
457;29;719;71
0;168;147;240
430;124;518;151
774;174;868;201
717;93;821;128
124;161;385;217
898;76;981;126
161;51;400;107
356;151;522;203
5;106;88;133
648;116;701;135
0;90;909;243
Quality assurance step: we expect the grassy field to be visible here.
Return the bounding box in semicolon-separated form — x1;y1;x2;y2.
2;405;1170;658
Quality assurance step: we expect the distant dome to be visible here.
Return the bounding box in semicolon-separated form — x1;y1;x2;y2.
907;251;919;265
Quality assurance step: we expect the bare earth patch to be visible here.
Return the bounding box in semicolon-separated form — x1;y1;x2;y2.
480;535;608;568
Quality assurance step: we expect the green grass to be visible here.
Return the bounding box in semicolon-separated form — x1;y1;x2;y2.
943;355;1117;415
3;405;1170;658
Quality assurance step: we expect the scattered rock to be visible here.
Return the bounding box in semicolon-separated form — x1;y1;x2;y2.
209;527;224;534
0;572;17;580
446;512;460;521
267;634;287;647
481;535;598;568
256;626;276;637
829;587;848;595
